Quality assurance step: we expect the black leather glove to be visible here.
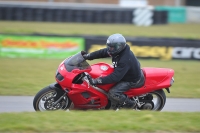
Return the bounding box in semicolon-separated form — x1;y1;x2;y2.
89;78;102;85
83;53;90;60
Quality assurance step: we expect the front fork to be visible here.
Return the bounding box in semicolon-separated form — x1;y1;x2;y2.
52;89;69;107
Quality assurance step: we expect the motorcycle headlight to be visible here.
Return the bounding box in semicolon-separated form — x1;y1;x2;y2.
170;77;174;86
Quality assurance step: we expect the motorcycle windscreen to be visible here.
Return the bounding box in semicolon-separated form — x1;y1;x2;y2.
64;52;91;72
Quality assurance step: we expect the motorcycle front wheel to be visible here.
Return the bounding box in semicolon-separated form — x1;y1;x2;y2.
33;85;71;111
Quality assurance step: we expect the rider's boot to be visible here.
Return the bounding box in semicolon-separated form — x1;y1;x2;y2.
122;96;137;109
108;94;136;110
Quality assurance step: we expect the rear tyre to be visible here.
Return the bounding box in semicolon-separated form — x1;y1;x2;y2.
150;89;166;111
138;89;166;111
33;86;71;111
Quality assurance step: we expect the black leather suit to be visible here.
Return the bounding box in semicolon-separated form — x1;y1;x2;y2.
88;45;145;109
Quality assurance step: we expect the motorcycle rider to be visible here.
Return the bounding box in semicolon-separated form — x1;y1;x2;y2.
83;33;145;109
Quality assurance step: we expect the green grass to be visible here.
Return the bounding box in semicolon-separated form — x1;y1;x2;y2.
0;21;200;39
0;110;200;132
0;58;200;98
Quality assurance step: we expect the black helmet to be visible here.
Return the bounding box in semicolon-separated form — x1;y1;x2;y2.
106;33;126;56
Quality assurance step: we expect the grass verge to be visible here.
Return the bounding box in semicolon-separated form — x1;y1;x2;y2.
0;21;200;39
0;110;200;132
0;58;200;98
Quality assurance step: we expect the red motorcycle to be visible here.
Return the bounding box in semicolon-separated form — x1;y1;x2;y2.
33;51;175;111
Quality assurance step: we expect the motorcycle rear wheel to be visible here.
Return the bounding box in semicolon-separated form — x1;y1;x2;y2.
33;86;71;111
138;89;166;111
149;89;166;111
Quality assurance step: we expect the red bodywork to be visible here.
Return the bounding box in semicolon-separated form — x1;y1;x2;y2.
56;61;174;109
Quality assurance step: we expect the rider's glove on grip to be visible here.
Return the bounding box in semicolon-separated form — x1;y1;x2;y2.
83;53;90;60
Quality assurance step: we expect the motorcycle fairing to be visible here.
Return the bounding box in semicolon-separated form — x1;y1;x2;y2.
67;81;108;109
55;52;91;88
125;68;174;97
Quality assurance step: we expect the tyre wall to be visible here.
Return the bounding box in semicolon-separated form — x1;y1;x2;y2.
0;2;168;25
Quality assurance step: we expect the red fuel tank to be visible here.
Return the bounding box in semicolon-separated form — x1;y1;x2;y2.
89;63;115;92
89;62;114;78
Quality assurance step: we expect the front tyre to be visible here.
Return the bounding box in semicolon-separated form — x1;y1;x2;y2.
33;85;71;111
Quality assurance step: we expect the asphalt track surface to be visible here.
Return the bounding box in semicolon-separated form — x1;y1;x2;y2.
0;96;200;113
